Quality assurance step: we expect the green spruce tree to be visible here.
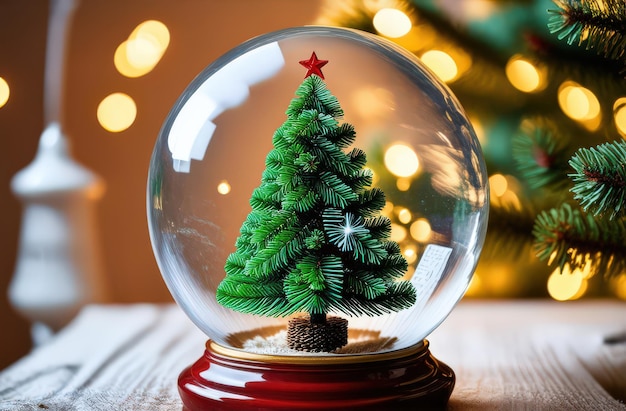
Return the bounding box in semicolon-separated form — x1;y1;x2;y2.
216;57;416;351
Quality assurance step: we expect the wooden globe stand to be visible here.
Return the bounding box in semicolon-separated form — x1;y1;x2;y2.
178;339;455;410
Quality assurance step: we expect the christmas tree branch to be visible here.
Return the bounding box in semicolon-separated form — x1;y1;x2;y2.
569;140;626;219
533;203;626;278
548;0;626;65
512;118;573;190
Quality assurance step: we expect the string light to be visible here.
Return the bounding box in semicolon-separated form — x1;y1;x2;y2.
115;20;170;78
97;92;137;132
610;274;626;300
396;177;411;191
409;218;431;242
390;223;407;242
384;143;419;177
403;245;418;264
372;8;412;38
547;265;588;301
397;208;412;224
489;174;508;197
613;97;626;138
505;55;546;93
0;77;9;108
217;180;231;195
420;50;458;83
558;81;601;130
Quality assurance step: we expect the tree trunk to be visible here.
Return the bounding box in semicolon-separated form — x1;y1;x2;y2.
287;315;348;352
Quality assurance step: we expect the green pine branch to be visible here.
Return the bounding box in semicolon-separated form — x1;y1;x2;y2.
548;0;626;65
512;118;573;190
533;203;626;278
569;140;626;219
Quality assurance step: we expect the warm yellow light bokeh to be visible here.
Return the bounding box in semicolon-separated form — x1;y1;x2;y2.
132;20;170;50
410;218;431;242
115;20;170;78
505;56;546;93
397;208;412;224
396;177;411;191
610;274;626;300
420;50;458;83
403;245;417;264
97;93;137;132
390;223;407;242
613;97;626;137
373;8;412;38
558;81;601;121
217;180;231;195
0;77;9;108
547;265;587;301
384;143;419;177
489;174;508;197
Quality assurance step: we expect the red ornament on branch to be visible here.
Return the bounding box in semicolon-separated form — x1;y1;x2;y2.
299;51;328;79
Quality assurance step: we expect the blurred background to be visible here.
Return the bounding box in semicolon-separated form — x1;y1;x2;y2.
2;0;625;370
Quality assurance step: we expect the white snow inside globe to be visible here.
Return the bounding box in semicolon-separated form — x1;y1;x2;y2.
147;26;488;357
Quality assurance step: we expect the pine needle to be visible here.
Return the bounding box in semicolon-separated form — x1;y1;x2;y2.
512;118;573;190
569;140;626;219
533;203;626;278
548;0;626;66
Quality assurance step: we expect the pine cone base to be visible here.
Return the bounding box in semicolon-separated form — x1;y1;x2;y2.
287;316;348;352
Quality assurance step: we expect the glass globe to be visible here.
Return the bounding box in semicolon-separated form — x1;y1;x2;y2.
147;26;488;357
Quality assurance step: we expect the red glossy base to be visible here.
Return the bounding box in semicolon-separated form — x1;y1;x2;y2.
179;340;454;410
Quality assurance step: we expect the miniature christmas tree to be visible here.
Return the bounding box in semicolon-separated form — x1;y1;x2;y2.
216;52;416;352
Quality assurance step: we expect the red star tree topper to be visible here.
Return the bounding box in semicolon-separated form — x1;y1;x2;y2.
299;51;329;79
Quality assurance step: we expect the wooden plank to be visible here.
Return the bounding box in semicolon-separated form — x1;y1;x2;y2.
0;301;624;410
429;301;626;410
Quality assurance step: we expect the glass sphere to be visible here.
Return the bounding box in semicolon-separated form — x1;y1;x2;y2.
147;26;488;356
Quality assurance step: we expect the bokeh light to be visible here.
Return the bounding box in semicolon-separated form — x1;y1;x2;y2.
403;245;418;264
396;177;411;191
97;92;137;132
489;174;508;197
390;223;407;242
505;56;546;93
115;20;170;78
217;180;231;195
610;274;626;300
410;218;431;242
372;8;412;38
420;50;458;83
547;265;587;301
397;208;412;224
384;143;419;177
613;97;626;138
0;77;9;108
558;81;601;130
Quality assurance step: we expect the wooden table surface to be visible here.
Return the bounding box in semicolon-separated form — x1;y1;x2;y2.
1;300;624;410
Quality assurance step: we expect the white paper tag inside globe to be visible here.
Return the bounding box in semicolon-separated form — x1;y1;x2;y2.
411;244;452;304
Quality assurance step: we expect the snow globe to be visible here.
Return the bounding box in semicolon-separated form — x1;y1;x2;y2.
147;26;488;410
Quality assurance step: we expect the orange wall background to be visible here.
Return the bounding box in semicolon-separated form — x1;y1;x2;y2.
0;0;322;370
